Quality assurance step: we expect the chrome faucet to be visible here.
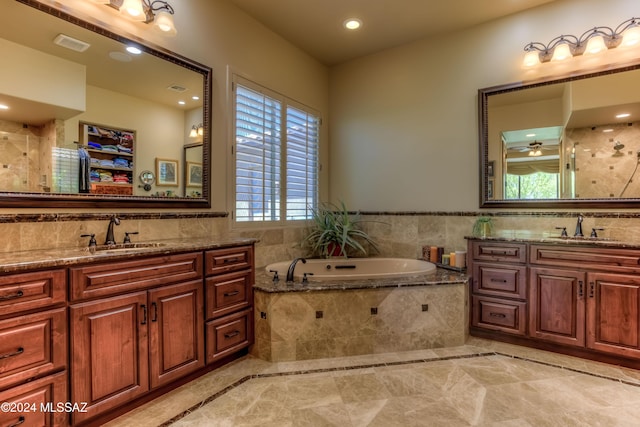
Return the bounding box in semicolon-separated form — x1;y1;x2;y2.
105;216;120;245
286;257;306;282
574;214;584;237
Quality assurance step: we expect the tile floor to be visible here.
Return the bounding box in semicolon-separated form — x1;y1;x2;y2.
106;338;640;426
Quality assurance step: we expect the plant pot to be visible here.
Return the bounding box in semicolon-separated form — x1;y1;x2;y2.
327;242;344;257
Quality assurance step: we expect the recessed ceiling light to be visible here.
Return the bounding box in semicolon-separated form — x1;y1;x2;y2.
126;46;143;55
0;104;8;110
109;51;132;62
525;133;536;137
192;95;200;101
178;100;186;105
616;113;631;118
602;128;614;133
343;18;362;30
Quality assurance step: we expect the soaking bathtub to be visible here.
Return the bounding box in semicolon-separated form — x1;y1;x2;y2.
265;257;436;281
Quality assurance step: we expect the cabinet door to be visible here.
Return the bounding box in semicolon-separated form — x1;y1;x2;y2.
148;280;204;389
70;292;149;425
587;272;640;358
529;267;586;347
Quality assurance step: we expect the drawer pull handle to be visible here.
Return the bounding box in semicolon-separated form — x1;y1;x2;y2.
0;347;24;360
578;281;583;298
223;291;240;297
223;257;239;264
9;416;25;427
489;278;508;283
141;304;147;325
0;290;24;301
224;330;240;339
489;312;506;318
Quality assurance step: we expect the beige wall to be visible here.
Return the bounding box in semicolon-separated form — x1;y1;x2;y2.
328;0;639;211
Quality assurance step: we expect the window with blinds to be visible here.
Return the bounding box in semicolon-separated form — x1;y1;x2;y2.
233;77;319;223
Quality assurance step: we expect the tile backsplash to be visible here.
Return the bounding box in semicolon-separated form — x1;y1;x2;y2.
2;211;640;268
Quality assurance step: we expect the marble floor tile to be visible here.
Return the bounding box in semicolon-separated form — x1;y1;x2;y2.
106;339;640;426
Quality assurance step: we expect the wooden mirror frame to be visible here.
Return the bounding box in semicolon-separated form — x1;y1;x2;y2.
479;62;640;209
4;0;212;208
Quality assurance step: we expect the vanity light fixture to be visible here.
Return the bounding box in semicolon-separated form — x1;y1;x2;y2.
189;124;203;138
103;0;177;36
523;17;640;67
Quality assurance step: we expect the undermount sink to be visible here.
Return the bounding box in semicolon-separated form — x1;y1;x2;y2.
85;242;168;254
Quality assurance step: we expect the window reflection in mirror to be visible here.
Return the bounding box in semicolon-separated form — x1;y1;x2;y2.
481;65;640;207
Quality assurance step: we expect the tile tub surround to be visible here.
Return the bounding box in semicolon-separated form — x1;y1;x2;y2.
252;269;468;362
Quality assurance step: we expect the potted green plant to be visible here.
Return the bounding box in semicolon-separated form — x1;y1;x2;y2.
303;201;380;258
472;216;494;237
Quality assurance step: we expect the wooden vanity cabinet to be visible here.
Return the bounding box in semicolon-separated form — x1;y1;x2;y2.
69;253;204;425
469;239;640;367
0;269;67;427
204;246;254;364
469;241;528;336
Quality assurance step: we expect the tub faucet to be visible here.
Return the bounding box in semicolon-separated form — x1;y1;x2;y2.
574;214;584;237
105;216;120;245
286;257;306;282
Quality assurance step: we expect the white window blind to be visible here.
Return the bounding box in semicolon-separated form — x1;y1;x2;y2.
233;77;319;223
286;106;319;219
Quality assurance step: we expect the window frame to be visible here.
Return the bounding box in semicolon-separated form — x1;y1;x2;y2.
230;75;321;226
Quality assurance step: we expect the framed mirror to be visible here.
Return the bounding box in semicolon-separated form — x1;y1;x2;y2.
479;61;640;208
0;0;211;208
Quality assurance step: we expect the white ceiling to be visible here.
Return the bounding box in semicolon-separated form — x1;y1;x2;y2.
229;0;557;65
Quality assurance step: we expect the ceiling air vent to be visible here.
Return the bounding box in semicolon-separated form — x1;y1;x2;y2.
167;84;187;93
53;34;91;52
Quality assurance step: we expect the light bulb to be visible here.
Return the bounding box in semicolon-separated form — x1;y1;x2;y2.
120;0;146;21
621;26;640;48
523;50;541;67
551;42;572;62
584;35;607;55
153;10;177;36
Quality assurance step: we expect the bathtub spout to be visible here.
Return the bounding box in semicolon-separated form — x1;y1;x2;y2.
286;257;306;282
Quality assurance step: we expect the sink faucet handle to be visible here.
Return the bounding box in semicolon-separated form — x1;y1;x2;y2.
555;226;568;237
269;269;279;282
591;228;605;238
302;272;314;284
123;231;139;244
81;233;97;247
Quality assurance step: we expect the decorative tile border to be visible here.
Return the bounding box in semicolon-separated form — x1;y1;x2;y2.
157;351;640;426
0;212;227;223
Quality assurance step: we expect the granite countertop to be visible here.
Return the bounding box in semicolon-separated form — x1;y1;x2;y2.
466;231;640;249
0;237;258;274
254;267;469;293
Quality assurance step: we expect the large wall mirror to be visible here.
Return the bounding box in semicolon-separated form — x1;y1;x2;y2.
0;0;211;208
479;61;640;208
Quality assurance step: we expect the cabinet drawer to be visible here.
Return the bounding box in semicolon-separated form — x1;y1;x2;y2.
471;241;527;263
0;269;65;318
206;271;253;320
70;252;203;300
0;308;67;390
472;263;527;299
205;246;254;276
530;244;640;273
472;295;526;336
206;309;253;363
0;371;67;427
